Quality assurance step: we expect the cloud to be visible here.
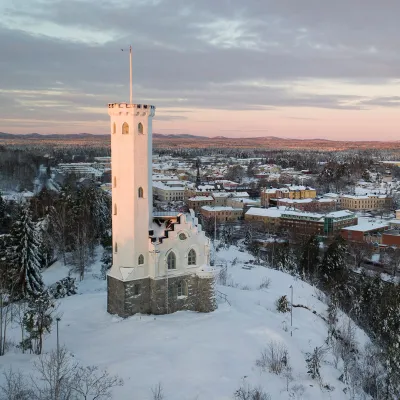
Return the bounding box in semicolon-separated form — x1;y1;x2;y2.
1;0;400;134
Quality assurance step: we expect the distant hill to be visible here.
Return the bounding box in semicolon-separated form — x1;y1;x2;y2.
1;132;399;151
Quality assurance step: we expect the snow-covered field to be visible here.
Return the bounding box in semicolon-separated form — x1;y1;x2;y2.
1;246;370;400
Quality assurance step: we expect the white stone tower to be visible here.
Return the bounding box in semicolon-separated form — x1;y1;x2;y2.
108;103;155;282
107;48;216;318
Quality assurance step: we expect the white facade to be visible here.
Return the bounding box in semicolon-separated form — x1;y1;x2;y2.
108;103;155;280
108;102;212;284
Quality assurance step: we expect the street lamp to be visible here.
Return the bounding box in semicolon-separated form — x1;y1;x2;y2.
56;317;61;355
289;285;293;337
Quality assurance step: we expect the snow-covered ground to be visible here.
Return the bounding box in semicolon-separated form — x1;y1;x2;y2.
1;246;370;400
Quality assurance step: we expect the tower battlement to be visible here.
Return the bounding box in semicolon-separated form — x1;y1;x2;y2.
108;103;155;116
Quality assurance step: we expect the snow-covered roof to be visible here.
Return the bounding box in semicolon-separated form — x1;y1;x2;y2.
325;210;356;218
245;207;283;218
232;192;249;197
201;206;242;212
342;221;390;232
188;196;214;201
211;192;231;198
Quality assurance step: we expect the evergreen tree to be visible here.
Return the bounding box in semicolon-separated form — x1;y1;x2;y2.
275;242;297;274
21;290;55;354
100;247;112;280
299;234;320;280
0;192;5;223
320;236;348;294
11;206;44;298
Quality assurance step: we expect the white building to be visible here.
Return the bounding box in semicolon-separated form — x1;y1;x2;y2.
153;180;185;202
107;102;216;317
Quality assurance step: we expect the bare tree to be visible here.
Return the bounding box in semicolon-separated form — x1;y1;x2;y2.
347;241;373;269
50;205;69;266
31;346;77;400
71;365;123;400
71;222;91;281
151;382;165;400
30;346;123;400
0;368;33;400
12;300;28;354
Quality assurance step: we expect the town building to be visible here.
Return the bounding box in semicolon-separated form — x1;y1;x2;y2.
339;194;392;211
152;180;185;202
261;185;317;207
244;207;284;229
200;206;243;222
276;197;336;212
107;101;216;318
280;210;357;236
187;196;215;212
341;221;390;243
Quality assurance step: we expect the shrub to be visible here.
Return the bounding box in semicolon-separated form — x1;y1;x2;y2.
258;277;271;290
234;383;271;400
256;341;289;375
275;295;290;313
48;276;77;299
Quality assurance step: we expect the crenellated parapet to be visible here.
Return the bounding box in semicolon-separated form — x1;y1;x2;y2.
108;103;156;117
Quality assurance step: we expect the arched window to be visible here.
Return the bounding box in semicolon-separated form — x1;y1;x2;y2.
112;122;116;134
138;122;144;134
113;204;117;215
138;187;144;198
122;122;129;134
177;281;187;297
113;176;117;188
138;254;144;265
114;242;118;253
188;249;196;265
167;251;176;270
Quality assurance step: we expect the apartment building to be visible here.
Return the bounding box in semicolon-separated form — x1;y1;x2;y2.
152;180;186;202
187;196;214;212
244;207;283;228
339;194;392;211
261;185;317;207
341;221;390;243
280;210;357;236
277;198;336;212
200;206;243;222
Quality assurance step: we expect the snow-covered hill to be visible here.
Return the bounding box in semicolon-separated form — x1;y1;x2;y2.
1;246;370;400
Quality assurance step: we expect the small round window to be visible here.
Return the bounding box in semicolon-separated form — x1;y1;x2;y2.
179;233;187;240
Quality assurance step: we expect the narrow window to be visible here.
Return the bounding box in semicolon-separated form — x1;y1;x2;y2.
177;282;187;297
114;242;118;253
134;284;140;295
138;254;144;265
138;187;144;198
167;251;176;270
122;122;129;134
114;203;117;215
138;122;144;134
188;249;196;265
112;122;116;134
113;176;117;188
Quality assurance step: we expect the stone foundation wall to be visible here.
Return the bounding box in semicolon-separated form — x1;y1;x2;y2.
108;273;217;317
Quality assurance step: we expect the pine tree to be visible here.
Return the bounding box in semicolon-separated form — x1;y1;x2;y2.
320;235;348;293
299;234;320;280
11;206;44;298
21;290;55;354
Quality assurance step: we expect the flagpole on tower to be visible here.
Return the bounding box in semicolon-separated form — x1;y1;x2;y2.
129;45;132;104
121;46;133;104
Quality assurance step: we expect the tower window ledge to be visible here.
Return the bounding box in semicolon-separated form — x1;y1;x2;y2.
177;295;188;300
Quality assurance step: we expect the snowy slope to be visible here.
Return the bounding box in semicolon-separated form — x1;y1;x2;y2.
1;246;370;400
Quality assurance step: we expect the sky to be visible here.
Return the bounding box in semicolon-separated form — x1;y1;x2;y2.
1;0;400;140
